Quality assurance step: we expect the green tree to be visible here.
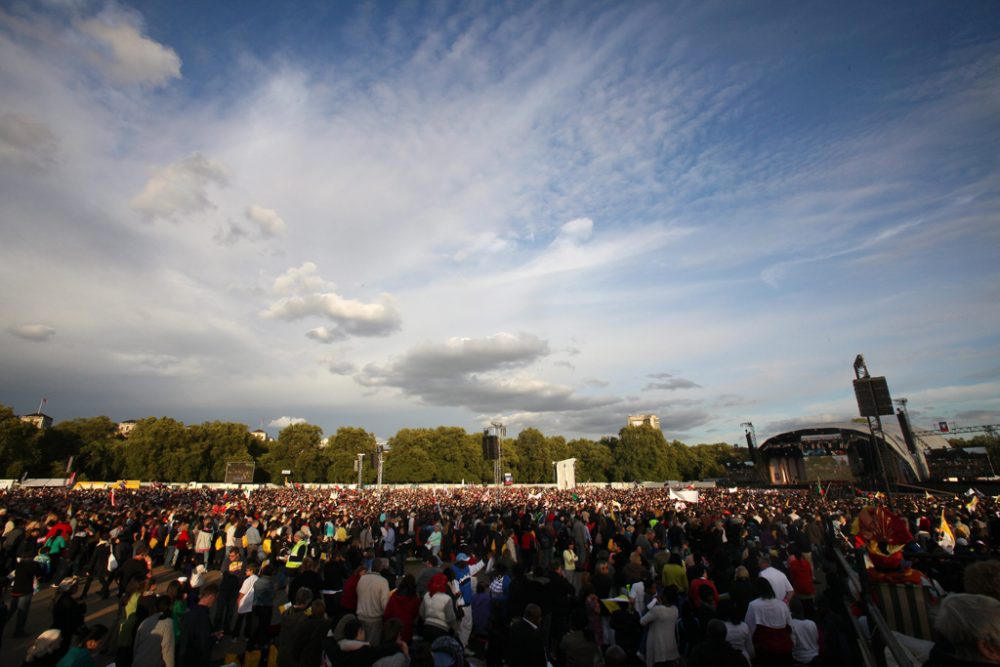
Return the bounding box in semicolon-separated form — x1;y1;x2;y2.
51;416;122;480
188;421;257;482
384;429;437;483
261;423;326;483
0;404;42;478
612;425;676;481
123;417;193;481
568;438;612;482
326;427;378;484
512;428;552;483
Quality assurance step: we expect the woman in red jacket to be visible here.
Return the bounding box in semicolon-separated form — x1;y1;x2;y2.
786;545;815;616
384;574;421;642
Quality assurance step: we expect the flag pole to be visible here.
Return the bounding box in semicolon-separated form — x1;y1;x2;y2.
37;397;45;414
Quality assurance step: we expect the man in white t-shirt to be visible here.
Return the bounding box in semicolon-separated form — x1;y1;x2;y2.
789;598;819;664
235;562;258;639
758;553;795;603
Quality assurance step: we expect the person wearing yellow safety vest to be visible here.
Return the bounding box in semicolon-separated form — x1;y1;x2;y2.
285;531;308;591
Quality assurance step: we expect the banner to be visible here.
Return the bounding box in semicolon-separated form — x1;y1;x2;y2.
669;488;699;503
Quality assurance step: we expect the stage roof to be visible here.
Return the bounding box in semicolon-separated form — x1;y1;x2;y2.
759;421;949;480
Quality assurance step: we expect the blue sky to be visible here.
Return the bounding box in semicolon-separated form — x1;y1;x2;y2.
1;1;998;444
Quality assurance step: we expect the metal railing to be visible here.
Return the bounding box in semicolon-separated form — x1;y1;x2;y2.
832;547;922;667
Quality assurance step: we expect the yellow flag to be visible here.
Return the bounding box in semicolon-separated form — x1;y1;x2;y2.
938;511;955;552
966;496;978;512
924;490;933;500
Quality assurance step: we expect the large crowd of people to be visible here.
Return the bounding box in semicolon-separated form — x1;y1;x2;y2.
0;482;997;667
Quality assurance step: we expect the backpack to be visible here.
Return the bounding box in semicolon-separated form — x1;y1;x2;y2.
34;552;51;574
431;635;465;667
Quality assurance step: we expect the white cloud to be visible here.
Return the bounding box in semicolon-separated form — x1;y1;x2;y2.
130;153;229;220
0;113;57;166
8;323;56;342
554;217;594;246
306;326;345;344
245;204;286;237
273;263;334;295
77;17;181;86
262;263;401;338
268;416;307;428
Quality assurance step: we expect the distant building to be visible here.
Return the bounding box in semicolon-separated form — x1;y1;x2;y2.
117;420;137;438
19;413;53;430
251;429;270;442
627;414;661;430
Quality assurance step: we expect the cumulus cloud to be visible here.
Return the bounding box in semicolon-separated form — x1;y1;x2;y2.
268;416;307;428
356;332;614;413
77;17;181;86
130;153;229;220
0;114;57;166
212;206;286;245
273;262;334;295
8;323;56;342
262;263;401;338
245;205;287;237
644;372;701;392
306;326;345;344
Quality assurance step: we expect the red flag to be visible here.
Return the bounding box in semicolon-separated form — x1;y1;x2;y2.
110;488;116;507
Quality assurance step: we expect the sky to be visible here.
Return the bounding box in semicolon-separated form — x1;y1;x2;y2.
1;1;999;446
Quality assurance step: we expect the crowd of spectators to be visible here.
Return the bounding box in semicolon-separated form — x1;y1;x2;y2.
0;483;997;667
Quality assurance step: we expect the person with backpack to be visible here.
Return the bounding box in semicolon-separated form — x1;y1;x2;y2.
80;533;113;599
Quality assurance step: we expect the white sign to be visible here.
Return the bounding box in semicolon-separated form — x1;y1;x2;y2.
556;458;577;490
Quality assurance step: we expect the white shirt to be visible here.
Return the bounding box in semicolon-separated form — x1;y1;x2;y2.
630;581;646;615
759;566;795;602
745;597;791;636
238;574;258;614
790;617;819;663
725;621;753;660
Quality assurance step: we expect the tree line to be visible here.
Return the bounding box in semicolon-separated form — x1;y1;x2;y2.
0;404;750;484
